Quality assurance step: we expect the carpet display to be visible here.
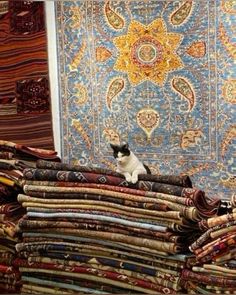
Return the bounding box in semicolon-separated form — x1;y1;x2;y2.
0;0;234;293
181;201;236;294
55;0;236;200
0;141;60;293
15;160;229;294
0;0;54;149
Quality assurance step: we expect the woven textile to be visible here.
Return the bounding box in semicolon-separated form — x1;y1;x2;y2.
18;160;229;294
183;210;236;294
36;160;193;187
0;0;54;149
55;0;236;199
0;142;60;294
16;162;205;293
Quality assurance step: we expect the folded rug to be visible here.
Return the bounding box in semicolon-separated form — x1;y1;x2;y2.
36;160;192;187
23;168;187;196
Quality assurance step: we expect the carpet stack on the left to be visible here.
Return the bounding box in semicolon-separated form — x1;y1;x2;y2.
0;142;25;293
0;140;60;293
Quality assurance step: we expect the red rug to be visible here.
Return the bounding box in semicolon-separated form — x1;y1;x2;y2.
0;0;54;150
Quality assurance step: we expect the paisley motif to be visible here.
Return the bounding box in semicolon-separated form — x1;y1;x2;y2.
106;78;125;110
221;125;236;158
103;128;120;144
219;23;236;59
170;0;193;26
74;84;88;105
222;79;236;104
104;1;124;30
70;39;86;71
180;129;204;149
186;41;206;58
221;0;236;14
136;107;160;140
96;46;112;62
172;77;195;111
72;119;92;148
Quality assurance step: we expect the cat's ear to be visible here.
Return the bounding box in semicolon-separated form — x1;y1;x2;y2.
110;143;117;150
122;143;129;150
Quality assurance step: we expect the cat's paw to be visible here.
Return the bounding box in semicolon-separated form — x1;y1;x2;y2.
125;175;132;182
131;175;138;184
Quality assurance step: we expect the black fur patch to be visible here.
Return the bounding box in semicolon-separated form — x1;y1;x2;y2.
110;143;130;158
144;163;151;174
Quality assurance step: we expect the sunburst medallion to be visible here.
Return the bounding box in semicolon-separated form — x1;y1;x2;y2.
113;19;184;86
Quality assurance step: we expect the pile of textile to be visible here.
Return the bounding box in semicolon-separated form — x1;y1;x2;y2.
15;160;221;294
181;195;236;294
0;204;22;293
0;140;60;293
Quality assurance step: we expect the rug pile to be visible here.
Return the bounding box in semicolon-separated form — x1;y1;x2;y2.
15;160;225;294
0;140;60;293
181;196;236;294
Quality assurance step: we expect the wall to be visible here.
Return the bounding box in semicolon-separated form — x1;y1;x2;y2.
52;0;236;199
45;1;61;156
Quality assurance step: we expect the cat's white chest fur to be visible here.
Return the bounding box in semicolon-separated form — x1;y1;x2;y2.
116;151;147;183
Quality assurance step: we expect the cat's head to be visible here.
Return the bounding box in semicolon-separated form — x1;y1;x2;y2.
110;143;130;164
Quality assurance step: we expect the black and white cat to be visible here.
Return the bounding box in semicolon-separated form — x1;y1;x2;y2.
110;143;151;183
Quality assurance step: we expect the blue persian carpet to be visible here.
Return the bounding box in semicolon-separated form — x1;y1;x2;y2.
56;0;236;199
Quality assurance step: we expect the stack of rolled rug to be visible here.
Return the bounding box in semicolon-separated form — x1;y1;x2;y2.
0;140;60;293
15;160;221;294
0;203;23;293
0;141;26;293
181;198;236;294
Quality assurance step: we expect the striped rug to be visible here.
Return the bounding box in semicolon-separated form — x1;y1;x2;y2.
0;0;54;150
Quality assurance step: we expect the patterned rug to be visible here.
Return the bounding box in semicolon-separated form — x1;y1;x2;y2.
55;0;236;199
0;0;54;149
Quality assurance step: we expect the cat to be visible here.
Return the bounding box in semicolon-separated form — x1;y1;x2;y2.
110;143;151;184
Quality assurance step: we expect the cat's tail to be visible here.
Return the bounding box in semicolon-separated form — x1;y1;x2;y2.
144;164;151;174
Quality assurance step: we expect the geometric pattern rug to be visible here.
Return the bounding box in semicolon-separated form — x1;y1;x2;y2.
0;0;54;149
55;0;236;199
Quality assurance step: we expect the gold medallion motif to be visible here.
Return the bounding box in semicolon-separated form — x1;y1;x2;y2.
113;19;183;86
